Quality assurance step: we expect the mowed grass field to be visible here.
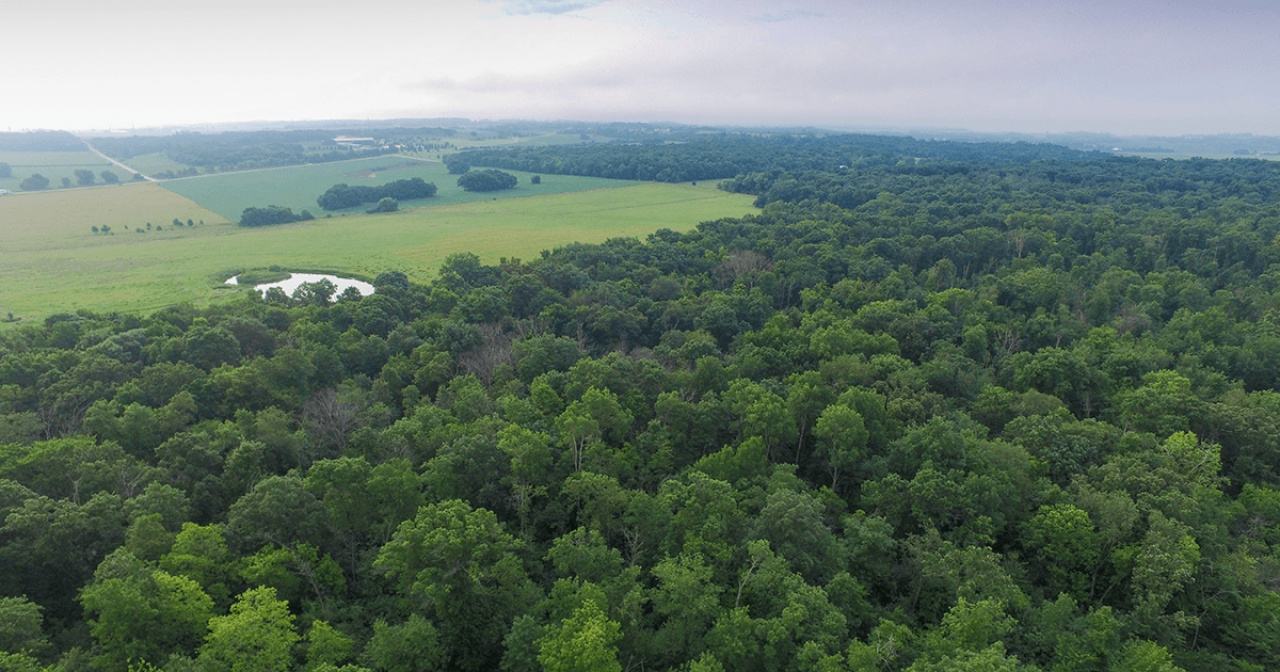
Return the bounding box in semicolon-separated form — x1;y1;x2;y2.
0;151;122;192
158;156;637;220
0;181;755;325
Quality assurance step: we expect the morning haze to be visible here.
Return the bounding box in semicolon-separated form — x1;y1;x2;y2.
3;0;1279;135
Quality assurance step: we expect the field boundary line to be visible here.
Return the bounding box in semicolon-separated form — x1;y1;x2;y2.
83;142;154;181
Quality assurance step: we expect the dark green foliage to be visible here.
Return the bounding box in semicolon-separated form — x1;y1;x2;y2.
100;170;119;184
456;169;518;192
238;205;315;227
366;198;398;214
8;139;1280;671
316;178;436;211
0;130;84;151
449;133;1099;183
0;162;11;178
19;174;49;191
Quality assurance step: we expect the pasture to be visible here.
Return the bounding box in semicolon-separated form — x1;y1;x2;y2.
158;156;637;220
0;150;119;192
0;182;755;324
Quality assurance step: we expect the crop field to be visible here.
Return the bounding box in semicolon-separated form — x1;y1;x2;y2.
0;150;119;192
0;183;231;321
121;152;200;177
0;182;755;324
157;156;639;220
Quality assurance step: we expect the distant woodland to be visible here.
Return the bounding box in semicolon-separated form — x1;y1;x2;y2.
448;134;1104;183
0;130;85;152
89;128;452;173
5;134;1280;671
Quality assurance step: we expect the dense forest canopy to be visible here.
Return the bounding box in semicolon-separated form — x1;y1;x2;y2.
0;130;85;152
448;133;1105;183
5;137;1280;672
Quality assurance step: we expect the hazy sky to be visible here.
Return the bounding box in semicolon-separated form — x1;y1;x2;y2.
4;0;1279;135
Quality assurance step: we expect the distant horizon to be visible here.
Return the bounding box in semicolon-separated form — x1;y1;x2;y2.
4;0;1279;137
8;118;1280;143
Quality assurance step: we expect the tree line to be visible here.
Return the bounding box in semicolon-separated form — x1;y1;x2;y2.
238;206;315;227
317;178;438;211
5;141;1280;671
445;133;1104;183
0;130;84;152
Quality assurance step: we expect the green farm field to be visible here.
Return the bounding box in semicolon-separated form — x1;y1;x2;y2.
121;152;201;177
158;156;638;220
0;181;755;324
0;150;120;192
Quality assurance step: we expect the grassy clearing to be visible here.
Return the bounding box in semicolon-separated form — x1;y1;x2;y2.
0;150;117;192
0;182;755;325
158;156;639;220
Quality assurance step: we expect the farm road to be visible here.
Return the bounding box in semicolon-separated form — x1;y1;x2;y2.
83;142;155;181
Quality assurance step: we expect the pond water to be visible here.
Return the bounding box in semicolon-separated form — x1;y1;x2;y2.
225;272;376;297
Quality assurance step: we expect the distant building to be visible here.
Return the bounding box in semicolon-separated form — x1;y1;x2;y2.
334;136;376;147
0;190;10;196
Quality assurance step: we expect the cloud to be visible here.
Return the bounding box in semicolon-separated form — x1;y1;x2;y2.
484;0;608;15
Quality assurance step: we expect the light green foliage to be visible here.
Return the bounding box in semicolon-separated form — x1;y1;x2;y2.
813;403;868;489
362;614;443;672
160;523;233;606
1110;640;1186;672
374;499;537;671
905;643;1030;672
650;553;722;664
199;586;298;672
1158;431;1221;488
0;597;48;658
847;619;917;671
1023;504;1100;599
305;621;353;671
1026;594;1121;672
1130;511;1200;624
537;599;622;672
0;652;44;672
80;550;214;671
705;540;848;672
1116;370;1199;437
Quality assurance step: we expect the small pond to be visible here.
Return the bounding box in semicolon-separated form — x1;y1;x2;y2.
225;272;375;297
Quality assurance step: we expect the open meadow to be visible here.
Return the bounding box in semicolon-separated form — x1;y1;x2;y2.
0;181;755;324
0;150;120;192
157;155;637;220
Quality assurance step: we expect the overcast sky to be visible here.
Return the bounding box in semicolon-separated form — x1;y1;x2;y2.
3;0;1279;135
